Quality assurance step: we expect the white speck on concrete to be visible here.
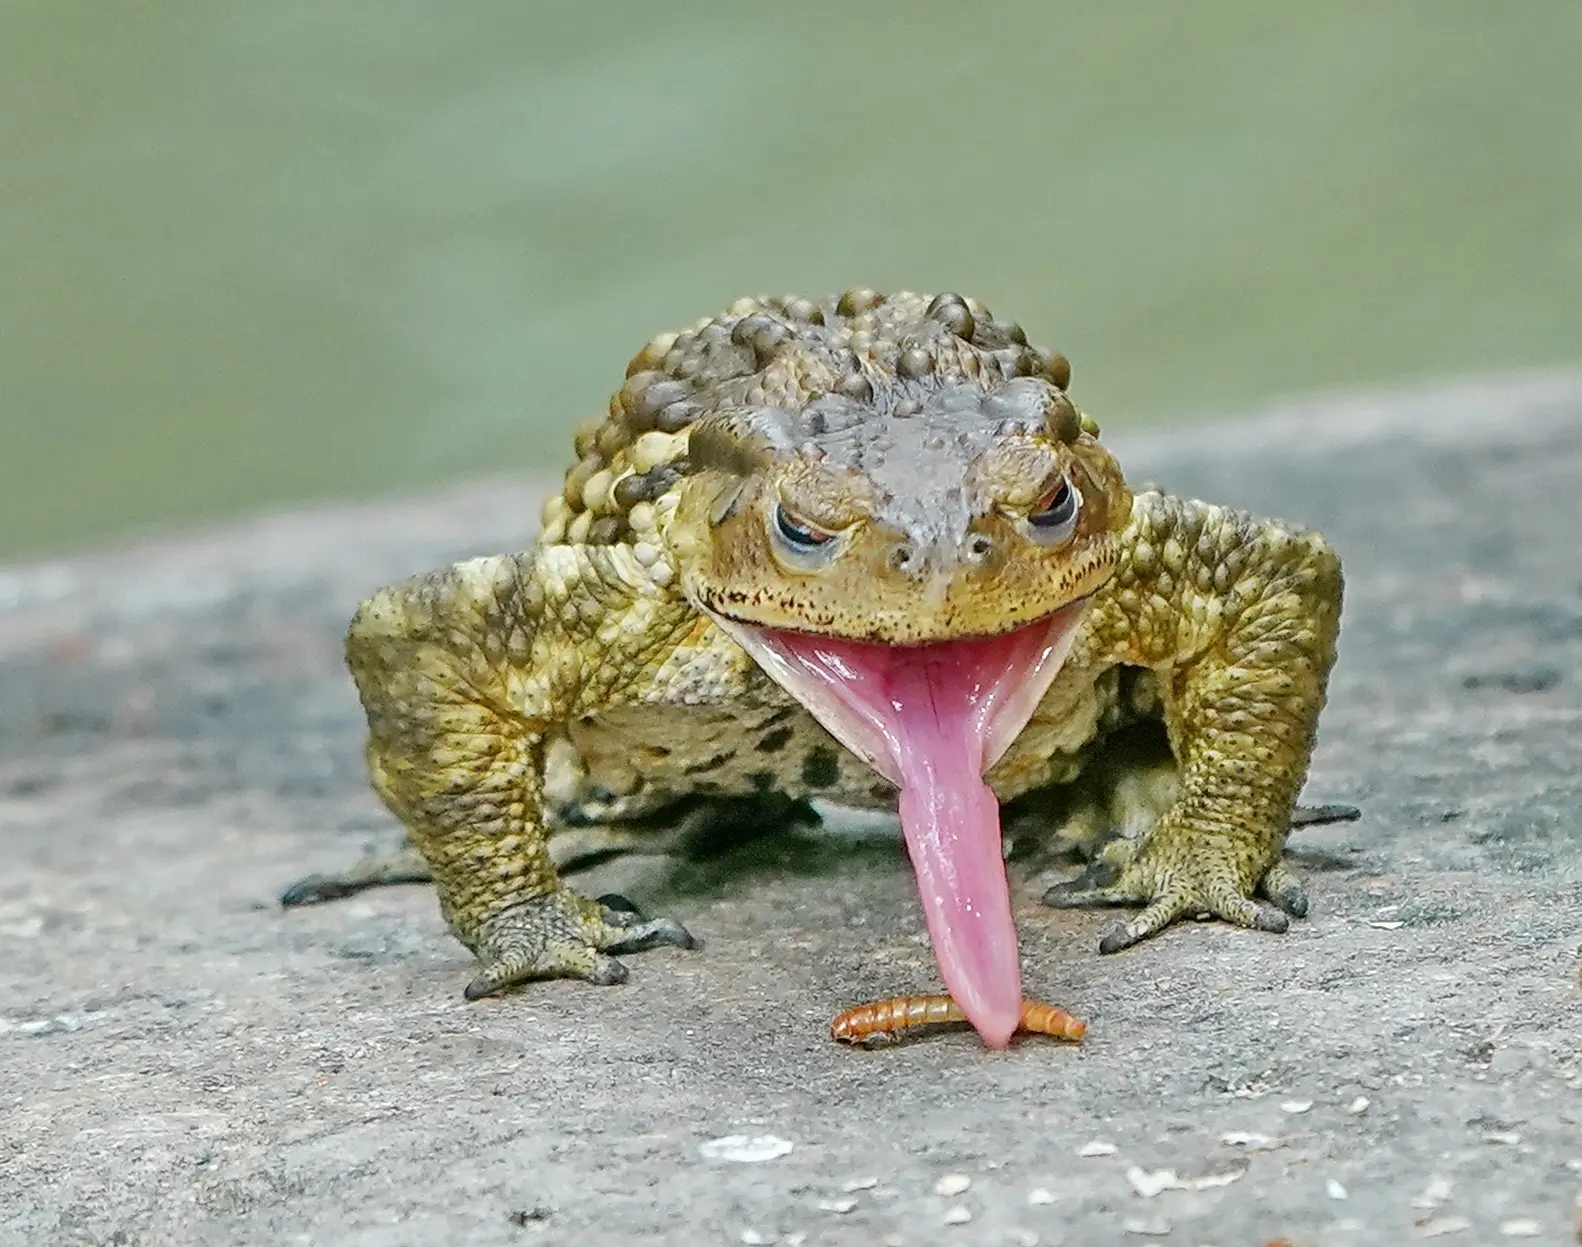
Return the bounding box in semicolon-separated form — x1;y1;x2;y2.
1126;1167;1187;1199
816;1198;856;1214
1078;1140;1118;1157
1121;1215;1172;1236
1219;1131;1279;1150
1027;1188;1057;1205
1349;1096;1371;1114
1416;1215;1470;1237
1412;1175;1454;1209
1280;1099;1314;1114
1192;1170;1244;1189
1497;1218;1540;1237
1327;1179;1348;1200
942;1205;971;1225
698;1135;794;1163
0;1009;107;1037
934;1174;972;1197
1483;1130;1522;1145
840;1176;878;1192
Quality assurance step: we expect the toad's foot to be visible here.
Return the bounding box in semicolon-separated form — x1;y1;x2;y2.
1042;834;1307;954
461;889;697;1000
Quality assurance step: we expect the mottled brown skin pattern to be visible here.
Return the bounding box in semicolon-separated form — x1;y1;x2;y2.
319;290;1343;1003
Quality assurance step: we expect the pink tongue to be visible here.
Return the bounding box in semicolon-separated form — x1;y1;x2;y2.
760;624;1066;1049
887;643;1023;1049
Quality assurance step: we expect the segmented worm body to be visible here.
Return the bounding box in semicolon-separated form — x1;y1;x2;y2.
829;995;1086;1044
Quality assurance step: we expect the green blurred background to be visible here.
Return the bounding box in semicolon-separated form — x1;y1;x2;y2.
3;2;1579;561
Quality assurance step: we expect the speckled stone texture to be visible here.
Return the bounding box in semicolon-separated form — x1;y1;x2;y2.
3;372;1580;1246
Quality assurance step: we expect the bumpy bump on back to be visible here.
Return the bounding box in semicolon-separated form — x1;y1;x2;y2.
538;290;1077;547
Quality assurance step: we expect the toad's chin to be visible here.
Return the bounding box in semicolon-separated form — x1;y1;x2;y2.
706;600;1090;1049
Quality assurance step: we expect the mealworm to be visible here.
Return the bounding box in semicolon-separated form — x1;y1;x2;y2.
829;995;1086;1044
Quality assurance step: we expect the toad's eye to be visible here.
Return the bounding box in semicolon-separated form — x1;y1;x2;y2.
1028;475;1080;544
772;503;837;551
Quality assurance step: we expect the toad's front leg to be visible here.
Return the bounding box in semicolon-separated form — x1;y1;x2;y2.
1044;493;1343;953
345;552;697;997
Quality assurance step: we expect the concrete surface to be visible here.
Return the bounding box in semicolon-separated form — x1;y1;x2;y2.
3;372;1581;1247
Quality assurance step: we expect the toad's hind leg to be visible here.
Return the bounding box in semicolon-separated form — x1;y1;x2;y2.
280;838;433;906
280;790;819;910
277;824;658;908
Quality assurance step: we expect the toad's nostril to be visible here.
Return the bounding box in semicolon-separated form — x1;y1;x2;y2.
967;534;994;561
889;543;919;574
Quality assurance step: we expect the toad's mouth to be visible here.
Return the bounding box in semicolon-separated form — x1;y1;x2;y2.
712;600;1090;1049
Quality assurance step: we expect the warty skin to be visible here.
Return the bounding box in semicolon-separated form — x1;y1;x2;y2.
290;289;1343;1021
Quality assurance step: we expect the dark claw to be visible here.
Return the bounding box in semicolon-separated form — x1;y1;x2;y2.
606;917;698;955
1042;861;1125;910
1260;861;1311;917
462;974;496;1001
1249;904;1291;934
597;893;644;917
585;955;631;987
1097;923;1139;955
280;875;356;907
1290;803;1361;827
1266;881;1309;918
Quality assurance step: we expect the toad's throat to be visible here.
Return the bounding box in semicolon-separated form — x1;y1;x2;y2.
717;602;1089;1049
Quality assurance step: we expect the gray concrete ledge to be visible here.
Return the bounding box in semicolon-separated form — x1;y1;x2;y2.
3;371;1581;1246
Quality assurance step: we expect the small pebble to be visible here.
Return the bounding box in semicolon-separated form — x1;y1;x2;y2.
817;1198;857;1214
1126;1167;1186;1199
1417;1216;1471;1237
1498;1219;1540;1237
1027;1188;1058;1206
841;1176;878;1192
935;1174;972;1197
1349;1096;1371;1114
1412;1175;1454;1209
1079;1140;1118;1157
699;1134;794;1163
1220;1131;1279;1150
943;1205;972;1226
1280;1099;1314;1114
1327;1179;1348;1200
1368;920;1406;930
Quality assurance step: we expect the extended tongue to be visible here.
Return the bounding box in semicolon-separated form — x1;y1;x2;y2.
889;649;1022;1047
719;606;1089;1049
